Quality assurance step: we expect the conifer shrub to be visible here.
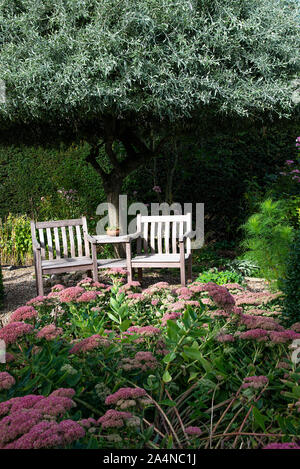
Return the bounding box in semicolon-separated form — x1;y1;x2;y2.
241;199;294;288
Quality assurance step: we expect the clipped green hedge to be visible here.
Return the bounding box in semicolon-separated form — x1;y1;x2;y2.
281;229;300;325
0;263;4;309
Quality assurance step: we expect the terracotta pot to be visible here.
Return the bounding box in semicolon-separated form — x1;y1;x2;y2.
106;229;120;237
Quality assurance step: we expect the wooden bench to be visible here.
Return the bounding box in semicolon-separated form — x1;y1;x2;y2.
126;213;193;286
31;217;98;296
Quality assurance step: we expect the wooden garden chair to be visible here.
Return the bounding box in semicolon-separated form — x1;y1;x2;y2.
127;213;193;286
31;217;98;296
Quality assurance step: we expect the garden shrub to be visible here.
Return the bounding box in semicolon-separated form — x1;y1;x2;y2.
196;267;243;285
281;229;300;325
0;214;32;265
241;199;294;288
225;259;260;278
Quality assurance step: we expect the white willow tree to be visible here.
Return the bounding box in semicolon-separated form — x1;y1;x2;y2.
0;0;299;225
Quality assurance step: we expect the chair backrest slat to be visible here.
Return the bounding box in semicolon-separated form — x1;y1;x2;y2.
157;221;162;254
137;214;142;254
35;218;83;229
179;222;184;253
143;221;148;253
68;226;76;257
38;228;46;259
150;222;156;254
61;226;68;258
76;225;83;257
82;216;90;257
165;221;170;254
54;227;61;259
172;221;177;254
46;228;53;260
186;212;192;256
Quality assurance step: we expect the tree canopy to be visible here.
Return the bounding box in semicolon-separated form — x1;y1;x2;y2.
0;0;299;217
0;0;299;124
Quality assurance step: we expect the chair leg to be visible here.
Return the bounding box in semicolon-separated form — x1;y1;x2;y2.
138;268;143;283
91;244;98;282
179;240;186;286
187;256;192;282
37;269;44;296
180;264;186;286
125;242;133;283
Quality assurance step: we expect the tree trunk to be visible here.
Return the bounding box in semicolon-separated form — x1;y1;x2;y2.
106;185;121;230
85;124;168;259
105;179;126;258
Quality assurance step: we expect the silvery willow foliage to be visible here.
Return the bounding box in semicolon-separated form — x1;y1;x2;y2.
0;0;298;210
0;0;298;122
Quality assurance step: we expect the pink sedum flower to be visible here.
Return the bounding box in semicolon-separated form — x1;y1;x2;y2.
216;333;235;343
0;372;15;390
161;312;182;326
105;387;147;405
239;329;269;342
269;330;300;343
51;284;65;292
26;296;47;306
126;326;161;336
0;391;81;449
151;299;159;306
9;306;38;323
76;291;98;302
242;375;269;389
50;388;76;399
59;286;85;303
69;334;109;355
98;409;133;429
5;419;85;449
185;426;202;436
0;322;34;345
263;442;300;449
36;324;63;341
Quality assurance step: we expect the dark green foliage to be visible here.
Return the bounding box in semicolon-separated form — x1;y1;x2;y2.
196;268;243;285
0;119;299;244
241;199;294;287
0;263;3;308
124;119;300;241
281;229;300;325
0;143;105;223
0;214;33;265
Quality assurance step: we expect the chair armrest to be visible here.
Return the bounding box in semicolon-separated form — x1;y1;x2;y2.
179;231;194;243
85;233;98;244
126;231;142;242
32;238;41;251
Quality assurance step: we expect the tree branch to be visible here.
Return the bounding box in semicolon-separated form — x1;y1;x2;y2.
85;142;107;180
119;129;169;178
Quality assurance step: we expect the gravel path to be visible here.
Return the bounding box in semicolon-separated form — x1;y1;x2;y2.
1;266;40;323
